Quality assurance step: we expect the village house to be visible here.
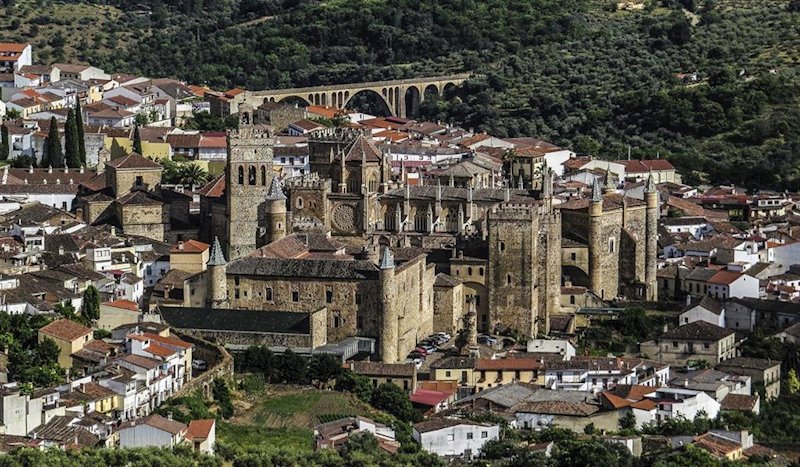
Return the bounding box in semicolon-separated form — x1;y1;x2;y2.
38;318;93;368
412;418;500;458
639;321;736;365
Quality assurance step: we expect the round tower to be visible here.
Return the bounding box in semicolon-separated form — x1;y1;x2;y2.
379;247;399;363
644;173;659;301
207;236;229;308
588;178;604;299
263;176;287;245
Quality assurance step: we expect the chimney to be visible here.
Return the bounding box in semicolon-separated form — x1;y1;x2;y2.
177;241;184;250
110;226;116;236
167;411;173;421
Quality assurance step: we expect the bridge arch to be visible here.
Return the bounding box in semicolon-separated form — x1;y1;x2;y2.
404;86;421;119
343;89;392;117
276;95;310;107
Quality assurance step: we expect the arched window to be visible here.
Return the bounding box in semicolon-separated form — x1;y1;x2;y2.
296;197;304;209
468;267;473;276
261;166;267;185
265;287;273;301
248;166;256;185
238;166;244;185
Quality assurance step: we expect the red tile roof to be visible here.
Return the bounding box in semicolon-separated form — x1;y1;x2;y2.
615;159;675;173
708;270;743;285
102;299;139;312
410;389;452;407
39;319;92;342
171;239;210;254
105;152;162;170
186;419;215;440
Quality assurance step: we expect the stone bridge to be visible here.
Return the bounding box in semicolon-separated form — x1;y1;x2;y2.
245;73;472;118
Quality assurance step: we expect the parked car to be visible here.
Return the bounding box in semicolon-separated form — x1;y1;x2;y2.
413;348;429;356
408;351;426;360
478;334;498;345
405;358;423;369
434;332;452;341
192;359;208;371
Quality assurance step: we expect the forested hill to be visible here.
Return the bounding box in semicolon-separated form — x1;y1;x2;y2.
2;0;800;190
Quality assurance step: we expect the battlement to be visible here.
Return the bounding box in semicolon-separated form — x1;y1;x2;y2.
227;125;275;142
285;172;331;191
308;127;369;143
488;203;538;220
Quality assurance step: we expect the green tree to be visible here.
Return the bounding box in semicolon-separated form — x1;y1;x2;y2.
43;117;64;168
308;354;342;384
619;410;637;430
74;100;86;164
278;349;308;384
0;123;8;161
212;378;234;419
178;163;209;187
788;368;800;395
335;370;373;401
370;383;420;422
132;124;143;154
64;109;81;168
81;285;100;322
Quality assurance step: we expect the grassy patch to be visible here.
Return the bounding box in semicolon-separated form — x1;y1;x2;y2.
260;391;322;418
217;423;313;453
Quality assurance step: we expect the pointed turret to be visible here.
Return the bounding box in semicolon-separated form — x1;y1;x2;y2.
645;171;656;194
265;176;286;200
207;236;227;266
591;178;602;203
604;164;616;194
379;246;395;270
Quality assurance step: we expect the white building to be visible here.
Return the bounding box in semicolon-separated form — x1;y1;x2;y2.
527;339;576;360
706;270;760;300
645;387;720;423
661;217;712;240
118;414;187;449
680;296;725;327
413;419;500;458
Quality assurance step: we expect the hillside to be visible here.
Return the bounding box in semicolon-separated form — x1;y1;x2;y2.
1;0;800;189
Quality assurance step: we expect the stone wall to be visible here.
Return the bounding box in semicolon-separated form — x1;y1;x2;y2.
433;281;464;335
117;203;169;242
108;167;163;197
171;331;233;400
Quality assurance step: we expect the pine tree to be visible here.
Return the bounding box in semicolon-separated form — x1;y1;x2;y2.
81;285;100;321
132;125;143;154
74;99;86;164
0;124;8;161
44;117;63;168
788;368;800;395
64;109;81;168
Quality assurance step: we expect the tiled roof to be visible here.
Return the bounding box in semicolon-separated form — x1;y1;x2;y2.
717;357;779;371
171;239;209;254
430;356;475;370
708;270;743;285
226;257;378;280
160;306;311;335
197;175;225;198
475;357;542;371
105;152;162;170
118;353;161;370
615;159;675;173
659;321;734;341
514;400;599;416
433;273;462;287
186;419;215;440
413;418;491;433
720;393;758;411
351;361;415;378
693;432;741;457
39;319;92;341
102;299;139;312
122;414;187;435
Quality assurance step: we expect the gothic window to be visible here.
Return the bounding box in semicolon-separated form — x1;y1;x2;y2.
326;289;333;303
265;287;273;302
368;176;378;193
414;208;428;232
238;166;244;185
248;166;256;185
261;166;267;185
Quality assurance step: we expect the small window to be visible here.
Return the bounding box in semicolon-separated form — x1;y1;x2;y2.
234;289;240;299
481;431;488;438
265;287;273;301
466;432;473;440
506;274;512;285
498;241;505;252
704;343;710;349
445;371;451;378
292;291;299;302
479;267;484;276
672;341;678;348
234;276;240;286
326;289;333;303
355;293;362;305
570;296;575;305
468;267;473;276
570;252;576;261
135;176;143;186
447;434;454;442
609;238;615;254
333;315;341;328
296;197;304;209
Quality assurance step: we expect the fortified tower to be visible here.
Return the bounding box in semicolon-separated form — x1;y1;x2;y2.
644;173;659;301
261;176;287;245
487;202;539;337
225;104;276;260
588;178;605;299
379;247;399;363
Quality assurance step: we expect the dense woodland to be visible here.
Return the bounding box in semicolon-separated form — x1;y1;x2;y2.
1;1;800;189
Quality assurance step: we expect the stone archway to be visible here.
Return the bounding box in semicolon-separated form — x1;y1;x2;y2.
404;86;421;119
277;95;310;107
344;89;392;117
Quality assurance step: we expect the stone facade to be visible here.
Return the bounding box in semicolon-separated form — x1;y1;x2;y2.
433;274;464;336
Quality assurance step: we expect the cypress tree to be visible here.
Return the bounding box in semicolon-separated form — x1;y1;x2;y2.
44;117;63;168
0;124;8;161
74;99;86;164
132;124;143;154
64;109;80;168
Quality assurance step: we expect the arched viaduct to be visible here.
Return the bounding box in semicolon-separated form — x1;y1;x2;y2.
244;73;472;118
